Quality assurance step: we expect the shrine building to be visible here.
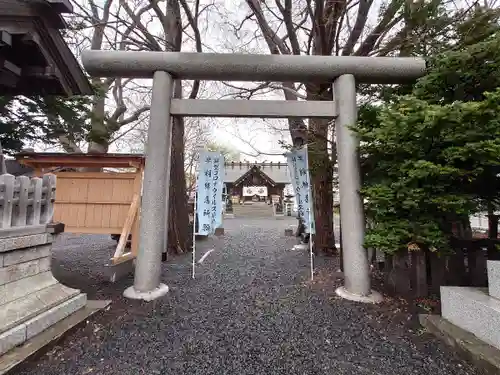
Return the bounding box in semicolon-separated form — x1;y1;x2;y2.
224;161;291;204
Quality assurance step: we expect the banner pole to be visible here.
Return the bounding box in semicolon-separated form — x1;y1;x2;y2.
309;222;314;281
192;173;198;279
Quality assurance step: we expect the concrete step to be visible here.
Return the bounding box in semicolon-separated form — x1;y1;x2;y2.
0;300;110;375
488;260;500;299
0;283;81;335
234;205;273;209
441;286;500;350
0;293;86;356
233;208;273;213
233;204;274;217
233;212;274;217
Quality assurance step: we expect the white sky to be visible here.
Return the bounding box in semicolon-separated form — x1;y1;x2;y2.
88;0;297;161
35;0;405;160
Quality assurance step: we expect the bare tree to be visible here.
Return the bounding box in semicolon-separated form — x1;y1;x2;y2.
215;0;477;254
126;115;212;196
60;0;148;153
64;0;213;253
64;0;214;156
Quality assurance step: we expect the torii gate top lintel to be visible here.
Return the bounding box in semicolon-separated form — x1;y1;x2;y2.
82;50;426;84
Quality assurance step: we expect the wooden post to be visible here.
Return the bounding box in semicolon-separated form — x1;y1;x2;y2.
468;245;488;287
112;194;140;263
131;170;142;257
0;174;15;229
410;250;428;298
428;252;446;295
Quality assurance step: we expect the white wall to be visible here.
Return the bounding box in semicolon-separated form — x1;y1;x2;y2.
470;213;490;231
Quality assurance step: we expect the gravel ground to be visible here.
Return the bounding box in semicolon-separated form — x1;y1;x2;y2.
13;217;479;375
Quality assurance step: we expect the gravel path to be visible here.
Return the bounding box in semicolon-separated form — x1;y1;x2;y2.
13;218;479;375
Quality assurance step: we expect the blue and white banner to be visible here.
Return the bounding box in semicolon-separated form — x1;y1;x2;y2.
286;148;315;234
195;151;225;235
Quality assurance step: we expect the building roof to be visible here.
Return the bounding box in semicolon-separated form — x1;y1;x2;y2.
0;0;93;95
5;159;34;176
224;162;290;185
15;152;145;169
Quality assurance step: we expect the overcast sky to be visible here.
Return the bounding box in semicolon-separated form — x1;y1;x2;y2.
33;0;391;161
99;0;297;162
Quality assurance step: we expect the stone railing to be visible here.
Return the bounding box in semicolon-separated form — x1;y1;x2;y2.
0;173;56;236
0;172;87;357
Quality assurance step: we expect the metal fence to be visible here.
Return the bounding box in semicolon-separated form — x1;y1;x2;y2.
0;173;56;230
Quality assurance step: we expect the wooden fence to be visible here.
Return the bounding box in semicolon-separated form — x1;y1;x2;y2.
0;173;56;233
378;238;500;299
51;172;141;264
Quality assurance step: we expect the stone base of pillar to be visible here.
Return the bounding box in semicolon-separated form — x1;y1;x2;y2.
0;231;87;356
123;283;169;301
335;286;383;304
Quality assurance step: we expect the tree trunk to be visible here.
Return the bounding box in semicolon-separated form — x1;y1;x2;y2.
86;1;113;160
82;78;111;172
306;85;336;255
167;81;190;255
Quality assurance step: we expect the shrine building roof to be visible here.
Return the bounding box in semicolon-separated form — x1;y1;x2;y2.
0;0;93;95
224;162;290;185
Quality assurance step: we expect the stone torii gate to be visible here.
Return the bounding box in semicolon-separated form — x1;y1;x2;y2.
82;51;426;302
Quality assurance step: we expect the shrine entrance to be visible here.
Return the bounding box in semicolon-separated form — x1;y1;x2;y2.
224;161;289;218
82;50;426;302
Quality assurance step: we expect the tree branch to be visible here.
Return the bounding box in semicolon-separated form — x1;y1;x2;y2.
354;0;405;56
342;0;374;55
178;0;202;99
275;0;301;54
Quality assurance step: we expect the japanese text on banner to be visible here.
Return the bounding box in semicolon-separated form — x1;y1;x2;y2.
286;148;315;234
195;151;225;235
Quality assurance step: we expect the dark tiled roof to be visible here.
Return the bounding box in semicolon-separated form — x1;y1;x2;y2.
224;162;290;184
5;159;34;176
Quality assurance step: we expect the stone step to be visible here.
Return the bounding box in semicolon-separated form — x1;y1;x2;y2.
233;206;273;210
233;210;273;213
0;293;86;356
0;283;81;335
233;209;273;213
0;271;58;306
233;205;274;217
488;260;500;299
233;212;274;218
441;286;500;350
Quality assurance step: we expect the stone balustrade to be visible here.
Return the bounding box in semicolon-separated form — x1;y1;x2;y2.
0;173;86;357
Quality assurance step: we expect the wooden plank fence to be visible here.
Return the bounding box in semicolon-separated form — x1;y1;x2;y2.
0;173;56;234
376;238;500;300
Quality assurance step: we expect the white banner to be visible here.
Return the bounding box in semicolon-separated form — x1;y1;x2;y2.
286;148;315;234
195;151;225;235
242;186;268;197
